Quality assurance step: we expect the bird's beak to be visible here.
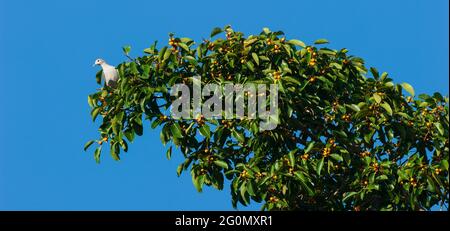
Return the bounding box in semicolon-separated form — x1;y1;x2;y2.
92;63;97;67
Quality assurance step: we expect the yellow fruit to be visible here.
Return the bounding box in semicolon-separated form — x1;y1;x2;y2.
273;71;281;80
301;154;309;160
308;59;316;66
322;147;331;157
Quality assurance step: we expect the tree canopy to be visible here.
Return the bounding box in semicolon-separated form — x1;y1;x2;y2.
85;26;449;211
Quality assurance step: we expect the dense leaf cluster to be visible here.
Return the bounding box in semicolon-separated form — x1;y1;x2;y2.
85;26;449;210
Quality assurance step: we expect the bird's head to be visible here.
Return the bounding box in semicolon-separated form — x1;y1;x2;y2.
93;58;105;67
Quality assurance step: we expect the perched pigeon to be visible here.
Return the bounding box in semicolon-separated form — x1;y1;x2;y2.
93;58;119;87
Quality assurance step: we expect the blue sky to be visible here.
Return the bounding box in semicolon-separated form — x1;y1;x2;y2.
0;0;448;210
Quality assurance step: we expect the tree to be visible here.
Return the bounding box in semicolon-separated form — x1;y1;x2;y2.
84;26;449;211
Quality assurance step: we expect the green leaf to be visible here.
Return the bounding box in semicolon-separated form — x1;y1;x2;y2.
262;27;270;34
334;130;347;138
304;142;315;153
283;76;301;86
401;82;415;97
160;124;170;145
192;174;203;192
95;70;102;85
166;146;172;160
141;65;151;79
176;164;183;176
87;95;95;108
124;129;135;142
158;46;167;61
247;181;256;196
246;61;255;72
91;108;101;122
199;124;211;138
314;39;329;44
133;120;143;136
239;183;248;205
84;140;95;151
330;154;343;162
346;104;360;112
370;67;379;79
94;146;102;164
381;102;393;116
343;192;358;202
251;53;259;65
178;42;189;52
364;130;375;143
210;27;223;37
316;157;324;176
122;45;131;55
369;173;375;184
373;93;382;103
214;160;229;169
434;122;444;136
288;149;297;166
184;55;198;65
110;143;120;161
232;129;245;143
441;159;449;171
180;37;193;43
143;48;153;54
120;140;128;152
163;47;172;61
294;172;314;196
288;39;306;48
376;175;388;181
170;123;183;138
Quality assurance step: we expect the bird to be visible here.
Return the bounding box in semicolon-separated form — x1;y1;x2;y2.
93;58;119;87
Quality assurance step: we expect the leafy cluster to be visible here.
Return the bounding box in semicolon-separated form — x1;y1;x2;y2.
85;26;449;211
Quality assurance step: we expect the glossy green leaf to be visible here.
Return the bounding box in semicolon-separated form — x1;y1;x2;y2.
83;140;95;151
232;129;245;143
214;160;229;169
304;142;315;154
199;124;211;138
288;39;306;48
314;39;329;44
434;122;444;136
170;123;183;138
122;45;131;55
166;146;172;160
251;53;259;65
373;93;382;103
381;102;393;116
210;27;223;37
330;154;343;162
401;82;415;97
94;146;102;164
316;157;324;176
288;149;297;166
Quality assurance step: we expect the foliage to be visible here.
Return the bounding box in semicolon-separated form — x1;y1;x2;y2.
85;26;449;211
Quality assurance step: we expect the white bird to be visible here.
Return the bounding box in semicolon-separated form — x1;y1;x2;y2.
93;58;119;87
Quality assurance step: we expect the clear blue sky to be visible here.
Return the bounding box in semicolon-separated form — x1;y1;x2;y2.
0;0;448;210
